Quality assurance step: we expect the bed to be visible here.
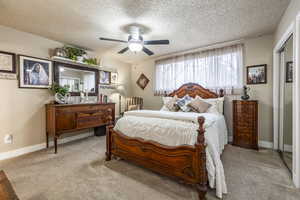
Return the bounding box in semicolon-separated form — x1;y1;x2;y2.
106;83;227;200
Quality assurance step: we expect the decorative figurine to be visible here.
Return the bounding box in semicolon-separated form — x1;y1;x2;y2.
241;85;250;100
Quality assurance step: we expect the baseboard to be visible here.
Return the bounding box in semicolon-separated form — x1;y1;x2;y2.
258;140;273;149
228;135;275;149
0;131;94;161
284;144;293;153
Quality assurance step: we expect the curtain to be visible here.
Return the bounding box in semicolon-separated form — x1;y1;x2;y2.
154;44;244;95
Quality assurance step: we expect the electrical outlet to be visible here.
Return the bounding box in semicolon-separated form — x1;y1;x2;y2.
4;134;13;144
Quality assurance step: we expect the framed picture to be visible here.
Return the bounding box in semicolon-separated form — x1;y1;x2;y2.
99;70;111;85
19;55;53;88
247;64;267;84
286;61;293;83
0;51;16;74
111;72;118;84
136;73;149;90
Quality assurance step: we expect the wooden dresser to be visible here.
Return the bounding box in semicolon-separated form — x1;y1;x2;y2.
233;100;258;150
46;103;115;153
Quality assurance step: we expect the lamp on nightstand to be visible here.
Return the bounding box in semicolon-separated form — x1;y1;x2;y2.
112;84;126;117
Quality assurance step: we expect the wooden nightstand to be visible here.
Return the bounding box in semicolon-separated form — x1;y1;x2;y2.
233;100;258;150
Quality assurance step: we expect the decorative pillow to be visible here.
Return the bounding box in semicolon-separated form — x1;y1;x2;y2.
188;97;211;113
195;96;224;114
162;96;173;105
176;95;193;112
165;97;180;111
128;104;140;111
161;95;179;111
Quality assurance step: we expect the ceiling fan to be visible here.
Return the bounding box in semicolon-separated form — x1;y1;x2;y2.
99;26;170;56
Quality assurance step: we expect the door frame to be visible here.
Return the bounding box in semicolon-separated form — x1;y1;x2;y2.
273;13;300;187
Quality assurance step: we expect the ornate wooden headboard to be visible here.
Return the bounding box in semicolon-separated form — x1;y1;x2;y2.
168;83;224;98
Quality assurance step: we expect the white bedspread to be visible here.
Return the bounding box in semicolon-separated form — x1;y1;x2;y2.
114;110;228;198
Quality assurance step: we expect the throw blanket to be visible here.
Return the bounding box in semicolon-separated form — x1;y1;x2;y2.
114;110;228;198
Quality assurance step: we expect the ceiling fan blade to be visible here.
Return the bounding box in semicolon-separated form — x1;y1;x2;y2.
99;37;127;43
118;47;129;54
144;40;170;45
143;47;154;56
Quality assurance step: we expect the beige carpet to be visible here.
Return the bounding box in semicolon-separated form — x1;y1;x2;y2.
0;136;299;200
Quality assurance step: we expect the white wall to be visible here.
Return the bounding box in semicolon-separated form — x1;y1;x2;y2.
131;34;274;142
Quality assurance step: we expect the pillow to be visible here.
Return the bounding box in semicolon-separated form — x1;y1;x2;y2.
162;96;173;105
165;97;180;111
161;95;179;111
128;104;140;111
195;96;222;114
188;97;211;113
176;95;193;112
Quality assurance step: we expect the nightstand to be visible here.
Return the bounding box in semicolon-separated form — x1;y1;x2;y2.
233;100;258;150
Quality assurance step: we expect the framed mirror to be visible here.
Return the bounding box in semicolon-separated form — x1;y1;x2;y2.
54;62;99;96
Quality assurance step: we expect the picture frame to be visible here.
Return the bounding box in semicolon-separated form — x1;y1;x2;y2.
19;55;53;89
286;61;293;83
99;70;111;85
136;73;150;90
111;72;118;84
246;64;267;85
0;51;16;74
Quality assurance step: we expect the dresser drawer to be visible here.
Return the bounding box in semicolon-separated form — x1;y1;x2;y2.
77;111;109;129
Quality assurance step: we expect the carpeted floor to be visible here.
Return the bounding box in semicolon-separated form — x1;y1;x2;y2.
0;136;299;200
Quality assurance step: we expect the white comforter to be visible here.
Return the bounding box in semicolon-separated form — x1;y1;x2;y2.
114;110;228;198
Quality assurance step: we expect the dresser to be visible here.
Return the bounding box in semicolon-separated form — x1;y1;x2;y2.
46;103;115;153
233;100;258;150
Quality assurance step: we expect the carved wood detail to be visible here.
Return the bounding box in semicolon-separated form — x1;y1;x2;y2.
105;83;220;200
168;82;223;98
106;116;207;199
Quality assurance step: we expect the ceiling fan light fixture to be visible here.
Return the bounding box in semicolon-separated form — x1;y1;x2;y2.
128;41;143;52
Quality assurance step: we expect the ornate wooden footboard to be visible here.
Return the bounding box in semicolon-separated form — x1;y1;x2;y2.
106;117;208;200
105;83;224;200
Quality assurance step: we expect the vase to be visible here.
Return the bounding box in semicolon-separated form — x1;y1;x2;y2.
241;86;250;100
55;93;71;104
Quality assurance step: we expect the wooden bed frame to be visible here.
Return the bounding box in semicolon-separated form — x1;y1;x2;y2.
106;83;224;200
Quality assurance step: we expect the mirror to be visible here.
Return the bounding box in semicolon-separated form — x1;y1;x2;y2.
279;35;293;173
283;36;293;172
54;62;99;96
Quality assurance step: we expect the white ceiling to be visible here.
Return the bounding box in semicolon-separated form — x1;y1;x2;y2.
0;0;290;64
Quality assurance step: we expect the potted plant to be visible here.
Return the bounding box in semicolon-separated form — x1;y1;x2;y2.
63;46;87;62
50;83;70;104
83;57;98;65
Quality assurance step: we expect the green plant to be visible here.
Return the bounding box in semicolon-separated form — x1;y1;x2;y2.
84;57;98;65
63;46;86;61
50;83;70;96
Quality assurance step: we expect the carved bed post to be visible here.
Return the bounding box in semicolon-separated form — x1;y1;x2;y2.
106;125;114;161
195;116;207;200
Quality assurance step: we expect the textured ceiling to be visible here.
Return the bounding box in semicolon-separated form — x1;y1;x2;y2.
0;0;290;64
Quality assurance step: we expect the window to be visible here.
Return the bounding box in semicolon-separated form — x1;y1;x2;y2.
154;44;243;95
